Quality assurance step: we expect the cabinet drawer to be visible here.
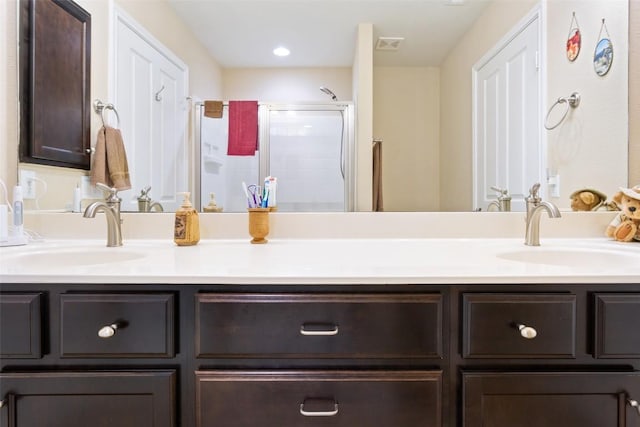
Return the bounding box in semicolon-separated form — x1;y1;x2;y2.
0;370;176;427
196;370;441;427
462;293;576;358
60;293;175;358
0;293;43;358
594;293;640;358
196;293;443;358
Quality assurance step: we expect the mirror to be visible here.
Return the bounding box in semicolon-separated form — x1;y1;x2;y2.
14;0;632;213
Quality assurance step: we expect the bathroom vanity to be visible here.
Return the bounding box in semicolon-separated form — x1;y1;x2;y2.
1;213;640;427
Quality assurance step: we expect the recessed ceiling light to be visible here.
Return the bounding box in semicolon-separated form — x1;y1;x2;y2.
273;46;290;57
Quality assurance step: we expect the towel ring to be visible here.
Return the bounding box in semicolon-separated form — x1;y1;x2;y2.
544;92;580;130
93;99;121;128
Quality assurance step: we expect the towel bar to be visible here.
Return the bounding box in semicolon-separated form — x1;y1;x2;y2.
93;99;121;128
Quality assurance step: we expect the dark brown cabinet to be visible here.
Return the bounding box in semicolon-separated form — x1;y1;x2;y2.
196;293;443;359
196;370;442;427
462;293;576;358
2;283;640;427
19;0;92;169
0;293;42;359
0;370;176;427
594;293;640;358
463;371;640;427
60;293;175;358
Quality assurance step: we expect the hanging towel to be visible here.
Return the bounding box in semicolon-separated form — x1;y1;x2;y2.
372;141;383;211
90;126;132;191
204;100;224;118
227;100;258;156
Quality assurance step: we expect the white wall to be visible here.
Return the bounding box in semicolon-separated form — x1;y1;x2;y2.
632;0;640;186
439;0;629;212
439;0;538;212
0;0;18;197
546;0;628;202
223;68;351;102
373;66;440;211
353;23;374;212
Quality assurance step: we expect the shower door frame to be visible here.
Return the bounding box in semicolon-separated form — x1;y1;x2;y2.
257;103;356;212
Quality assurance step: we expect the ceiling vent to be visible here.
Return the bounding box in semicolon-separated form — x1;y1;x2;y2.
375;37;404;51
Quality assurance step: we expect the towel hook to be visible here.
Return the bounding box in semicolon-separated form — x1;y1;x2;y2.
155;85;165;102
544;92;580;130
93;99;121;128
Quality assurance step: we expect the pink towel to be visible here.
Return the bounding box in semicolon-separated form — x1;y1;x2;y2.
227;100;258;156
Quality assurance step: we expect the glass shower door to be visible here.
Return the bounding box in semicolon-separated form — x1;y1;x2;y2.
261;105;353;212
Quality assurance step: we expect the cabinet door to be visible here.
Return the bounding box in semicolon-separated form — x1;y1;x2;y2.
196;370;442;427
463;371;640;427
594;293;640;358
0;370;175;427
0;293;42;358
19;0;91;169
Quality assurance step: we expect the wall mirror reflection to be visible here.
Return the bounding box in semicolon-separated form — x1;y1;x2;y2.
12;0;632;213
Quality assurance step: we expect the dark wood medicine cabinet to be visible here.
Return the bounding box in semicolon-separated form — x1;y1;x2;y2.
19;0;91;170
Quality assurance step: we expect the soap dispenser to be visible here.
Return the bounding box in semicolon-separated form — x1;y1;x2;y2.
203;192;223;213
174;192;200;246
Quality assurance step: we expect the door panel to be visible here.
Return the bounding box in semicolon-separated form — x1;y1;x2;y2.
0;371;176;427
473;13;541;211
0;293;42;359
114;10;188;211
463;371;640;427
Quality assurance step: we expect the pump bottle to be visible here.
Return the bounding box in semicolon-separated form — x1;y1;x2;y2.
174;192;200;246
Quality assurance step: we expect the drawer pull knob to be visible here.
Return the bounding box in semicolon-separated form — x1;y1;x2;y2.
98;323;119;338
299;403;339;417
300;324;339;336
517;323;537;339
628;399;640;415
0;393;15;412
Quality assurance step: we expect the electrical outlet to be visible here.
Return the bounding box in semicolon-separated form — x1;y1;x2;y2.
548;174;560;198
20;170;37;199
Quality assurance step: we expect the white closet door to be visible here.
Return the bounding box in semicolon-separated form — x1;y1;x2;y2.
114;9;188;212
473;13;541;212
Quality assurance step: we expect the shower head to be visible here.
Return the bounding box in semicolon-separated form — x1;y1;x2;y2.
319;86;338;101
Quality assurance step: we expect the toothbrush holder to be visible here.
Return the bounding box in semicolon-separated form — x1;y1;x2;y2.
248;208;270;244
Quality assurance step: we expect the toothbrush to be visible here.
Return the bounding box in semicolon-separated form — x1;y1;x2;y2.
241;182;251;208
261;178;270;208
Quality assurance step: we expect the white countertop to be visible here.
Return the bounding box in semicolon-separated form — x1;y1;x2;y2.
2;237;639;285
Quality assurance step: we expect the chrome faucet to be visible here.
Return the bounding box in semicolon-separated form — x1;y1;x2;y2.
487;186;512;212
137;186;164;212
524;183;561;246
83;183;123;247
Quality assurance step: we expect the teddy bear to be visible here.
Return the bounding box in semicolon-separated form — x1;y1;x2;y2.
605;185;640;242
570;188;607;211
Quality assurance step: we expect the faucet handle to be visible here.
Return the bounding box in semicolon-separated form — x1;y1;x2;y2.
95;182;121;203
526;183;542;202
490;186;511;200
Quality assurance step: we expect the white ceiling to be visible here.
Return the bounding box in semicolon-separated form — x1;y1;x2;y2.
167;0;492;68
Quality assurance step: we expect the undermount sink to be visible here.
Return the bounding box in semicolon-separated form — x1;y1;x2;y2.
4;247;147;268
496;247;639;268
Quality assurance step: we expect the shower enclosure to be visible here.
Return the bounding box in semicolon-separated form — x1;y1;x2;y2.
197;103;355;212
